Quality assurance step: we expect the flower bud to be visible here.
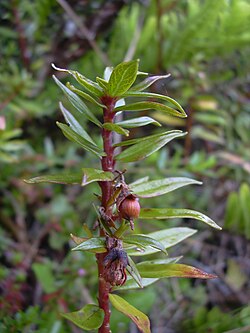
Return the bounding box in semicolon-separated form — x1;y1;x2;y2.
119;195;140;220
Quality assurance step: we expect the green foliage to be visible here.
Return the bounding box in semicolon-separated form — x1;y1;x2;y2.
61;305;104;330
109;294;151;333
107;60;139;96
182;306;250;333
224;183;250;239
1;1;249;332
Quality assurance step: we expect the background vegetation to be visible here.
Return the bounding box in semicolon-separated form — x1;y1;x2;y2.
0;0;250;332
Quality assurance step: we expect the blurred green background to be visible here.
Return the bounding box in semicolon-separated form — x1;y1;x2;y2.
0;0;250;332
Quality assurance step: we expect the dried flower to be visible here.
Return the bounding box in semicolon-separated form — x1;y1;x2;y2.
103;238;128;286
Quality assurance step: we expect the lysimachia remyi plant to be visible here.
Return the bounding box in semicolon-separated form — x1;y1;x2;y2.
26;60;221;333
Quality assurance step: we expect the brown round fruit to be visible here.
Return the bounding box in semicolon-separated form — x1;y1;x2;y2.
119;196;140;220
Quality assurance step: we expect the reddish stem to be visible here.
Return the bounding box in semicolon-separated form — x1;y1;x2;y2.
96;96;117;333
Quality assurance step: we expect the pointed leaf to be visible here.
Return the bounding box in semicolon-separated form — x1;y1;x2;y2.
53;75;101;127
52;63;102;97
96;77;108;90
109;294;151;333
103;123;129;136
57;122;105;157
114;278;159;291
130;74;171;91
126;227;197;256
72;237;106;253
115;131;186;162
59;102;96;145
114;257;182;290
139;208;222;230
137;257;182;267
114;130;185;147
24;173;82;185
123;234;167;254
66;82;105;108
126;256;143;288
107;60;139;97
61;304;104;330
138;263;217;279
70;233;87;245
130;177;201;198
116;116;161;128
129;176;150;186
115;101;185;118
82;168;114;186
122;91;186;117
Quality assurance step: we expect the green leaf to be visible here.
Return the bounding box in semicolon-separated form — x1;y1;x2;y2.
24;173;82;185
114;130;185;147
59;102;96;145
53;75;101;127
117;258;183;290
107;60;139;97
114;278;159;291
82;168;114;186
139;208;222;230
61;304;104;330
121;91;186;117
126;227;196;256
130;74;171;91
52;63;102;97
126;256;143;288
71;237;106;253
130;177;201;198
138;263;217;279
115;131;186;162
129;177;149;186
66;82;105;108
96;77;108;90
116;116;161;128
103;123;130;136
114;101;185;118
109;294;151;333
56;122;105;157
123;234;167;254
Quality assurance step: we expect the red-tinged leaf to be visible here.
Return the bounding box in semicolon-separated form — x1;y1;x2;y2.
70;233;88;245
138;263;217;279
109;294;151;333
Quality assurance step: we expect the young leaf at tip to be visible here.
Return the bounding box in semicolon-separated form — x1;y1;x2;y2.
107;60;139;97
